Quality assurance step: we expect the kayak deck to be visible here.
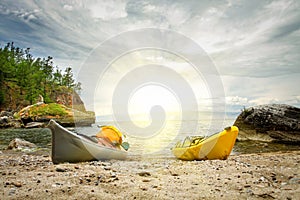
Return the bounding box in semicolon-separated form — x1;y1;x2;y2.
172;126;239;161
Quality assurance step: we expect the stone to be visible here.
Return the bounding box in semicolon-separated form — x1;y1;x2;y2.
55;167;67;172
25;122;45;128
0;111;13;117
0;112;22;128
288;177;300;184
0;116;9;124
234;104;300;144
12;182;22;187
9;188;16;196
7;138;37;151
137;171;151;177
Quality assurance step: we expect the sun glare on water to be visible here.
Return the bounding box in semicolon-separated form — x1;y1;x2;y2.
93;49;213;154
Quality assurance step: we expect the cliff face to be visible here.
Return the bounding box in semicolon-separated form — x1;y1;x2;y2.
50;86;86;112
233;104;300;144
0;85;86;113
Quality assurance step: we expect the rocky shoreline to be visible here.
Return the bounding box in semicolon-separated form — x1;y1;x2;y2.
0;102;95;128
0;150;299;199
1;103;299;199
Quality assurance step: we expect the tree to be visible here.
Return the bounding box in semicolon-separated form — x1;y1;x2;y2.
40;56;54;98
62;67;75;88
0;43;16;105
0;42;81;109
74;82;82;93
53;66;63;86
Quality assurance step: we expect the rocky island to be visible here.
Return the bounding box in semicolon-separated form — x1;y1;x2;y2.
0;90;95;128
0;43;95;128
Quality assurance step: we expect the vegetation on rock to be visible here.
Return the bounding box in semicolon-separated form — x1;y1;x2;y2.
16;103;69;119
13;102;95;127
0;42;95;127
0;42;81;111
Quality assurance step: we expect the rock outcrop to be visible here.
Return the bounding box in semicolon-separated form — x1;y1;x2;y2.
7;138;37;151
52;87;86;112
0;84;92;128
17;102;95;127
234;104;300;144
0;111;22;128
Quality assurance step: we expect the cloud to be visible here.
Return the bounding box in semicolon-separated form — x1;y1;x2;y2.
249;97;280;105
87;0;128;20
226;96;248;105
176;0;300;78
63;4;73;11
221;72;300;112
0;0;105;67
0;0;299;113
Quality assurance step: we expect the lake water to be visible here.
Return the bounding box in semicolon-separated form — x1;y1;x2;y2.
0;119;299;159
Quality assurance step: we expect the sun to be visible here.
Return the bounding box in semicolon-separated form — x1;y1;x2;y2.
128;84;181;122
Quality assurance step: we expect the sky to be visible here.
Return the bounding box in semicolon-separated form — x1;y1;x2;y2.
1;0;300;120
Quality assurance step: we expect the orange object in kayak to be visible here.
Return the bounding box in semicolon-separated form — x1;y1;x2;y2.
96;126;123;146
48;120;127;164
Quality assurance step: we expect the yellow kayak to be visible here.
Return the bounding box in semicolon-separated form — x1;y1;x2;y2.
172;126;239;161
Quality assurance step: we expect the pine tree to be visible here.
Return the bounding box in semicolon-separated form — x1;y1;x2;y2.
62;67;75;88
0;42;81;109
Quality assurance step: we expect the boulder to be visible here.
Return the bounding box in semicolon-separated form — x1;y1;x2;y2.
233;104;300;144
7;138;37;151
0;112;22;128
25;122;45;128
17;102;95;127
0;111;13;117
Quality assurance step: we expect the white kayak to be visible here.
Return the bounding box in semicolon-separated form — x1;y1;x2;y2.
47;120;127;164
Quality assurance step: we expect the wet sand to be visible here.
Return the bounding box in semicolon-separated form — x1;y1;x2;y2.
0;150;299;199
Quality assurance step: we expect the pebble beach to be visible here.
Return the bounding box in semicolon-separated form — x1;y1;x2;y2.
1;150;299;199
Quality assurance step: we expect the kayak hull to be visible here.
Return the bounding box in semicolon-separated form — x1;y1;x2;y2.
48;120;127;164
172;126;239;161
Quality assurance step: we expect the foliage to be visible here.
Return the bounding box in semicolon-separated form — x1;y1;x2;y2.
241;106;252;118
0;42;81;109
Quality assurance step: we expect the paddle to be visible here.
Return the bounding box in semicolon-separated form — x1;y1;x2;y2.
121;142;130;151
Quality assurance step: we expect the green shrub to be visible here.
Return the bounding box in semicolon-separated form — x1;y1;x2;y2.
241;106;252;118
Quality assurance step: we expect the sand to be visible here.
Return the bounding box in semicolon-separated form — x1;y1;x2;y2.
0;150;299;200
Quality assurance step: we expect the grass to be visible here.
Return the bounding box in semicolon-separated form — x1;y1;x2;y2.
28;103;68;117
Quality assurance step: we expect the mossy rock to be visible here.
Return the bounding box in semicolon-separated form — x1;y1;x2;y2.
17;103;95;127
17;103;68;119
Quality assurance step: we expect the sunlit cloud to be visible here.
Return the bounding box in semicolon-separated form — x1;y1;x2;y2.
226;96;248;106
0;0;299;118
